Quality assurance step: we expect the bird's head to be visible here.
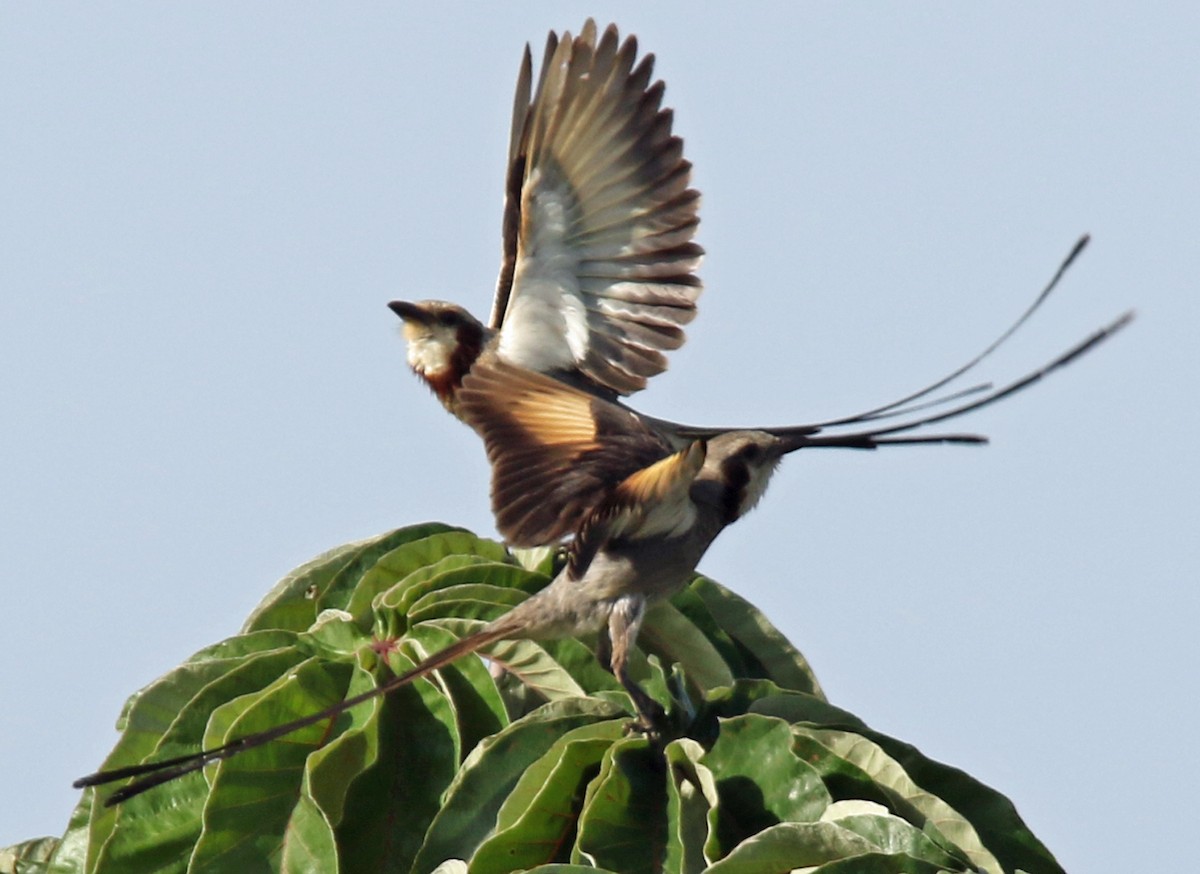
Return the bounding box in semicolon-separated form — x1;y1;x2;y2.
703;430;808;523
388;300;489;410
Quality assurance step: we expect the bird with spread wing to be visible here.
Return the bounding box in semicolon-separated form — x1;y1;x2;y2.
74;20;1134;805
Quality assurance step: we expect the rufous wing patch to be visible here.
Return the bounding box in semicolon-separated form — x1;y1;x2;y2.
458;359;672;546
503;372;600;450
613;440;705;509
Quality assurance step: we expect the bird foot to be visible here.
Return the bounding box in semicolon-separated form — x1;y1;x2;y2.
624;696;667;740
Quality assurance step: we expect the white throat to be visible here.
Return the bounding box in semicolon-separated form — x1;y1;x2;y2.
738;458;781;519
404;323;459;376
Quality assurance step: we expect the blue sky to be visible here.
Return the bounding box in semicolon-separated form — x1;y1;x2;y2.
2;4;1196;871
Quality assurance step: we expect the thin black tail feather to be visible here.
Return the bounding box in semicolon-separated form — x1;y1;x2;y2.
74;624;512;805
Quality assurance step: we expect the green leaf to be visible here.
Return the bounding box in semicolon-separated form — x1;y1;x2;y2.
804;852;958;873
665;585;748;675
45;767;94;874
822;802;964;869
84;639;305;874
702;714;830;862
748;693;1027;870
187;658;355;871
302;658;399;827
245;523;466;632
662;738;719;874
0;837;59;874
329;650;459;874
404;581;532;626
688;576;825;698
801;725;1059;874
528;636;623;699
279;792;339;874
471;726;623;873
737;682;869;730
508;544;560;575
639;600;734;692
412;699;626;873
704;820;885;872
343;533;515;621
412;615;594;708
796;725;993;869
790;730;976;870
296;610;370;662
573;738;667;874
401;621;509;753
371;560;532;640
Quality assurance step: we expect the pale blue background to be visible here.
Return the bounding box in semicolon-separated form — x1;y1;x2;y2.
2;4;1195;871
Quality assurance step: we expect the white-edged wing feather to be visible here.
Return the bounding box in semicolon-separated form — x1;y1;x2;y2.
492;20;703;398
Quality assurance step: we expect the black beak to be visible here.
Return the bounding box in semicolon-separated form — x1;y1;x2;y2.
774;432;815;455
387;300;433;325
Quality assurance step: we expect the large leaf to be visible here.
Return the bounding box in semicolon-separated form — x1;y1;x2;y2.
701;714;830;861
686;576;825;699
572;738;669;873
187;658;357;871
82;635;304;873
661;738;719;874
749;691;1062;874
469;724;625;873
704;821;880;872
412;698;627;873
326;651;459;873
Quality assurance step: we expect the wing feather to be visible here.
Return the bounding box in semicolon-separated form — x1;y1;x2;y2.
457;360;672;546
491;21;702;398
567;440;706;579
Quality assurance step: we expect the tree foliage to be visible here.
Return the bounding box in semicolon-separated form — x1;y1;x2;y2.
3;524;1063;874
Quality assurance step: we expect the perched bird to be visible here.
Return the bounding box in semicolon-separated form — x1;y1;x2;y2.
73;18;1137;808
391;19;703;417
74;306;1131;805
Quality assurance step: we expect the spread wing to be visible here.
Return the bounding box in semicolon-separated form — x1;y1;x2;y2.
456;359;674;546
489;20;703;399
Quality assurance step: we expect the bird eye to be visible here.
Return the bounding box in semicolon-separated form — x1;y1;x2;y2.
437;312;457;327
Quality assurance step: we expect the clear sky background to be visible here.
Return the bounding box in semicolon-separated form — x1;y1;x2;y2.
2;4;1195;871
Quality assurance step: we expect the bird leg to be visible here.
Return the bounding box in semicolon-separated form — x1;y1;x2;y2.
606;593;666;734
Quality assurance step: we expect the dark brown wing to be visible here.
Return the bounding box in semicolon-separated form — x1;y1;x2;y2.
566;440;706;580
457;359;673;546
489;20;702;399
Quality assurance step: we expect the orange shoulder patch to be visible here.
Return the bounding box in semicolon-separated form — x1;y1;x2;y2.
614;440;706;506
505;373;600;450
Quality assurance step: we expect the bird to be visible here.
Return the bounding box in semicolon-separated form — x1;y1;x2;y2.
387;20;1114;542
74;304;1132;806
390;19;703;418
74;17;1138;808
